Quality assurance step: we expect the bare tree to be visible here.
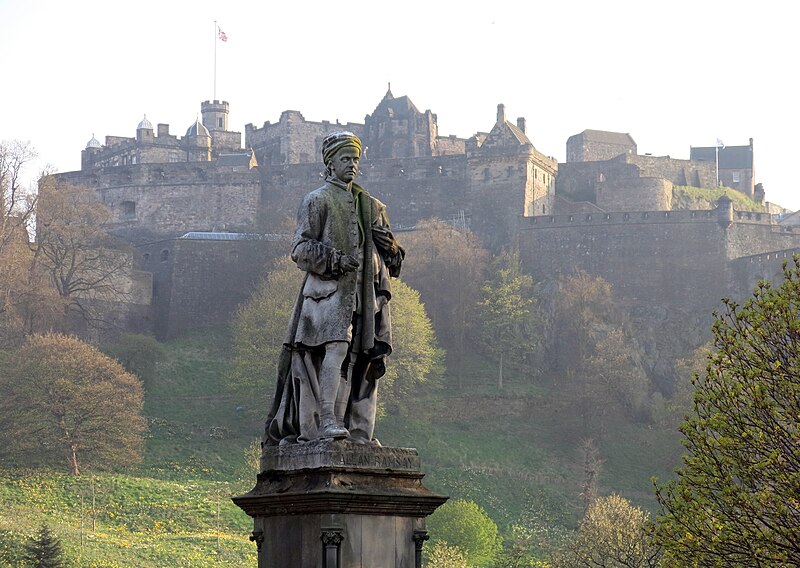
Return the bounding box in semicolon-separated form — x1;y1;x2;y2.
33;179;135;327
0;141;59;343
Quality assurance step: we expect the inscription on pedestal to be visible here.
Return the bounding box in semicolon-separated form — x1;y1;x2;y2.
262;439;421;473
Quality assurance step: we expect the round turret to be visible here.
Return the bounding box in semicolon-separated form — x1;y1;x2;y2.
137;115;153;130
85;134;101;149
186;117;210;138
201;100;229;131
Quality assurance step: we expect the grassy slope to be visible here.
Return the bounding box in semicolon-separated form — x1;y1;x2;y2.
0;327;682;565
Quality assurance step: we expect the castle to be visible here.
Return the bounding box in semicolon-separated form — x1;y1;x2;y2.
51;89;800;385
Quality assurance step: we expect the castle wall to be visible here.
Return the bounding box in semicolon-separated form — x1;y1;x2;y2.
56;163;261;237
596;177;672;212
729;248;800;299
246;112;366;165
435;135;467;156
259;156;473;232
555;160;641;204
623;154;716;189
566;133;636;162
165;236;288;337
519;210;800;385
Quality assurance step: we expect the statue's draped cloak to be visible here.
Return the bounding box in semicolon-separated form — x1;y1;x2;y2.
264;179;402;444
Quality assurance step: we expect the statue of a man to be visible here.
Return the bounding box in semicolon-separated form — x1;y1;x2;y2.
264;131;404;446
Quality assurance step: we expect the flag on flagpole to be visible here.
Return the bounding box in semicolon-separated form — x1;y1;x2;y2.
716;138;725;149
218;26;228;42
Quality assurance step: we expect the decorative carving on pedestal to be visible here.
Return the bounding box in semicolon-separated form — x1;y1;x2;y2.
233;439;447;567
249;529;264;551
413;530;430;568
321;529;344;568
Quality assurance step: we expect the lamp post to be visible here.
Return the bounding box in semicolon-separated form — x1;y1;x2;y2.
715;138;724;187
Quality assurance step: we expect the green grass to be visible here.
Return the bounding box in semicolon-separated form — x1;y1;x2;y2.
672;185;763;212
0;468;255;567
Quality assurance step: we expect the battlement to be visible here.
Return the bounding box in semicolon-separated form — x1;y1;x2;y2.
522;207;774;230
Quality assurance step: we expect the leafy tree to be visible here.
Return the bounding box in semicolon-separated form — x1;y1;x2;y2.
427;498;501;567
654;257;800;566
230;257;441;417
425;541;469;568
229;256;306;415
493;524;552;568
476;250;539;389
551;495;661;568
102;332;165;388
381;279;442;415
400;218;489;387
0;333;146;475
23;525;66;568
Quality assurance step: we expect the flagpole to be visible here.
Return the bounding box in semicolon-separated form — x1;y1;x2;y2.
213;20;217;100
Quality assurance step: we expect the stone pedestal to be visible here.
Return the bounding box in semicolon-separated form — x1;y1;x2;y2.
232;439;447;568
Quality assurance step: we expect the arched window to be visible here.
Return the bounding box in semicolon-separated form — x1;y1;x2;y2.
160;249;170;262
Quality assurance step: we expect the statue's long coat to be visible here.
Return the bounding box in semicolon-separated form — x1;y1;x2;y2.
264;179;402;445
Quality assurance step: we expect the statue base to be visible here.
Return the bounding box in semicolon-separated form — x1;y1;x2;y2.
232;439;448;568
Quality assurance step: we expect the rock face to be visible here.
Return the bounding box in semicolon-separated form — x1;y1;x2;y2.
232;439;447;568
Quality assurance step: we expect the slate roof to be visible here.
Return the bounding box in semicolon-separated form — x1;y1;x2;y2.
690;145;753;169
578;129;636;146
370;88;421;118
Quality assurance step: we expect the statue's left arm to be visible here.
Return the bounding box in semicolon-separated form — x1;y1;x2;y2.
371;201;405;277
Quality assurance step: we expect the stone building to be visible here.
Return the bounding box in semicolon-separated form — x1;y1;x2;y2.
690;139;756;198
49;90;800;385
54;92;557;337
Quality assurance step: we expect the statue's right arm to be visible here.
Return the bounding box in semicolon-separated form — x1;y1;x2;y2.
290;193;342;278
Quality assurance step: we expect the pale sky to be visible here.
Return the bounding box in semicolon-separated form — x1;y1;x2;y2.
2;0;798;210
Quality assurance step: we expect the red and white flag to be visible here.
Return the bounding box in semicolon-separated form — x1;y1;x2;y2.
218;27;228;42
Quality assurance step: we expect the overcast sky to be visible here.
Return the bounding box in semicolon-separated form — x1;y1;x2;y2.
2;0;797;210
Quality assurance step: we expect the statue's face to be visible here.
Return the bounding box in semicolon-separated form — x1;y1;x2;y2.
330;147;360;183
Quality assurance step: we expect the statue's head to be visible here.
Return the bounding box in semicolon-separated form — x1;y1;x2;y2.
322;131;362;183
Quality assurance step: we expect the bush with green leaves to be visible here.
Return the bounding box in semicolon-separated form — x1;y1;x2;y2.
427;499;501;567
654;257;800;565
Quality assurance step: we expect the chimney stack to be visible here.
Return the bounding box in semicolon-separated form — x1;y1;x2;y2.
517;117;527;134
497;104;506;124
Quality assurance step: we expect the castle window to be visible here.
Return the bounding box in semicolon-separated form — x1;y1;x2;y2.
143;253;150;262
732;171;740;183
121;201;136;220
160;249;170;262
483;168;491;181
218;118;223;128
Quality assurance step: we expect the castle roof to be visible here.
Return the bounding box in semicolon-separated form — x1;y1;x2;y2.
690;144;753;169
577;129;636;146
85;134;101;149
137;115;153;130
370;90;420;119
217;149;257;168
482;120;533;148
186;117;210;137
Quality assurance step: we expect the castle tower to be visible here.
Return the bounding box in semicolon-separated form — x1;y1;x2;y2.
202;100;229;132
185;117;212;162
136;115;155;144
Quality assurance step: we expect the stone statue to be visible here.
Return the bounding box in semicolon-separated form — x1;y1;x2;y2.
264;131;404;446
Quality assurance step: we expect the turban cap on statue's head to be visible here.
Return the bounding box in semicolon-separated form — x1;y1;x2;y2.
321;131;362;165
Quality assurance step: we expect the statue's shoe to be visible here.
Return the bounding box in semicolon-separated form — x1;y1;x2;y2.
319;417;349;439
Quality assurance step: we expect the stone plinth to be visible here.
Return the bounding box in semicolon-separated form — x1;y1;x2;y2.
232;439;447;568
